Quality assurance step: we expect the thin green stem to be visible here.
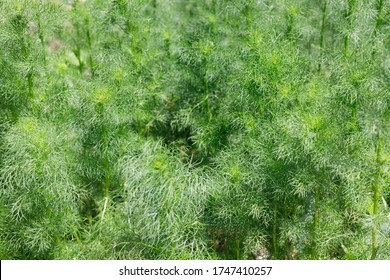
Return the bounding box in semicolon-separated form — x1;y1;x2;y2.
312;188;319;259
344;0;355;57
372;0;384;57
20;38;28;60
344;36;349;57
205;78;212;122
152;0;157;19
37;19;46;64
73;14;84;74
74;44;84;74
318;0;327;73
85;15;94;77
53;232;62;249
272;200;278;258
27;72;33;97
371;134;383;260
235;231;240;259
73;228;82;246
373;0;383;37
20;39;34;97
101;125;110;225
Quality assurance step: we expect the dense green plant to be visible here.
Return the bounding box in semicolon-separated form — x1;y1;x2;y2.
0;0;389;260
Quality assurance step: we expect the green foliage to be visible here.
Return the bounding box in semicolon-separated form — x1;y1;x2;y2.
0;0;389;259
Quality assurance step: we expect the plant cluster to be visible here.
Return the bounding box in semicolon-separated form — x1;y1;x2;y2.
0;0;389;259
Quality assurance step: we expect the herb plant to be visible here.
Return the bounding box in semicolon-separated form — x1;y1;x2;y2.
0;0;389;260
